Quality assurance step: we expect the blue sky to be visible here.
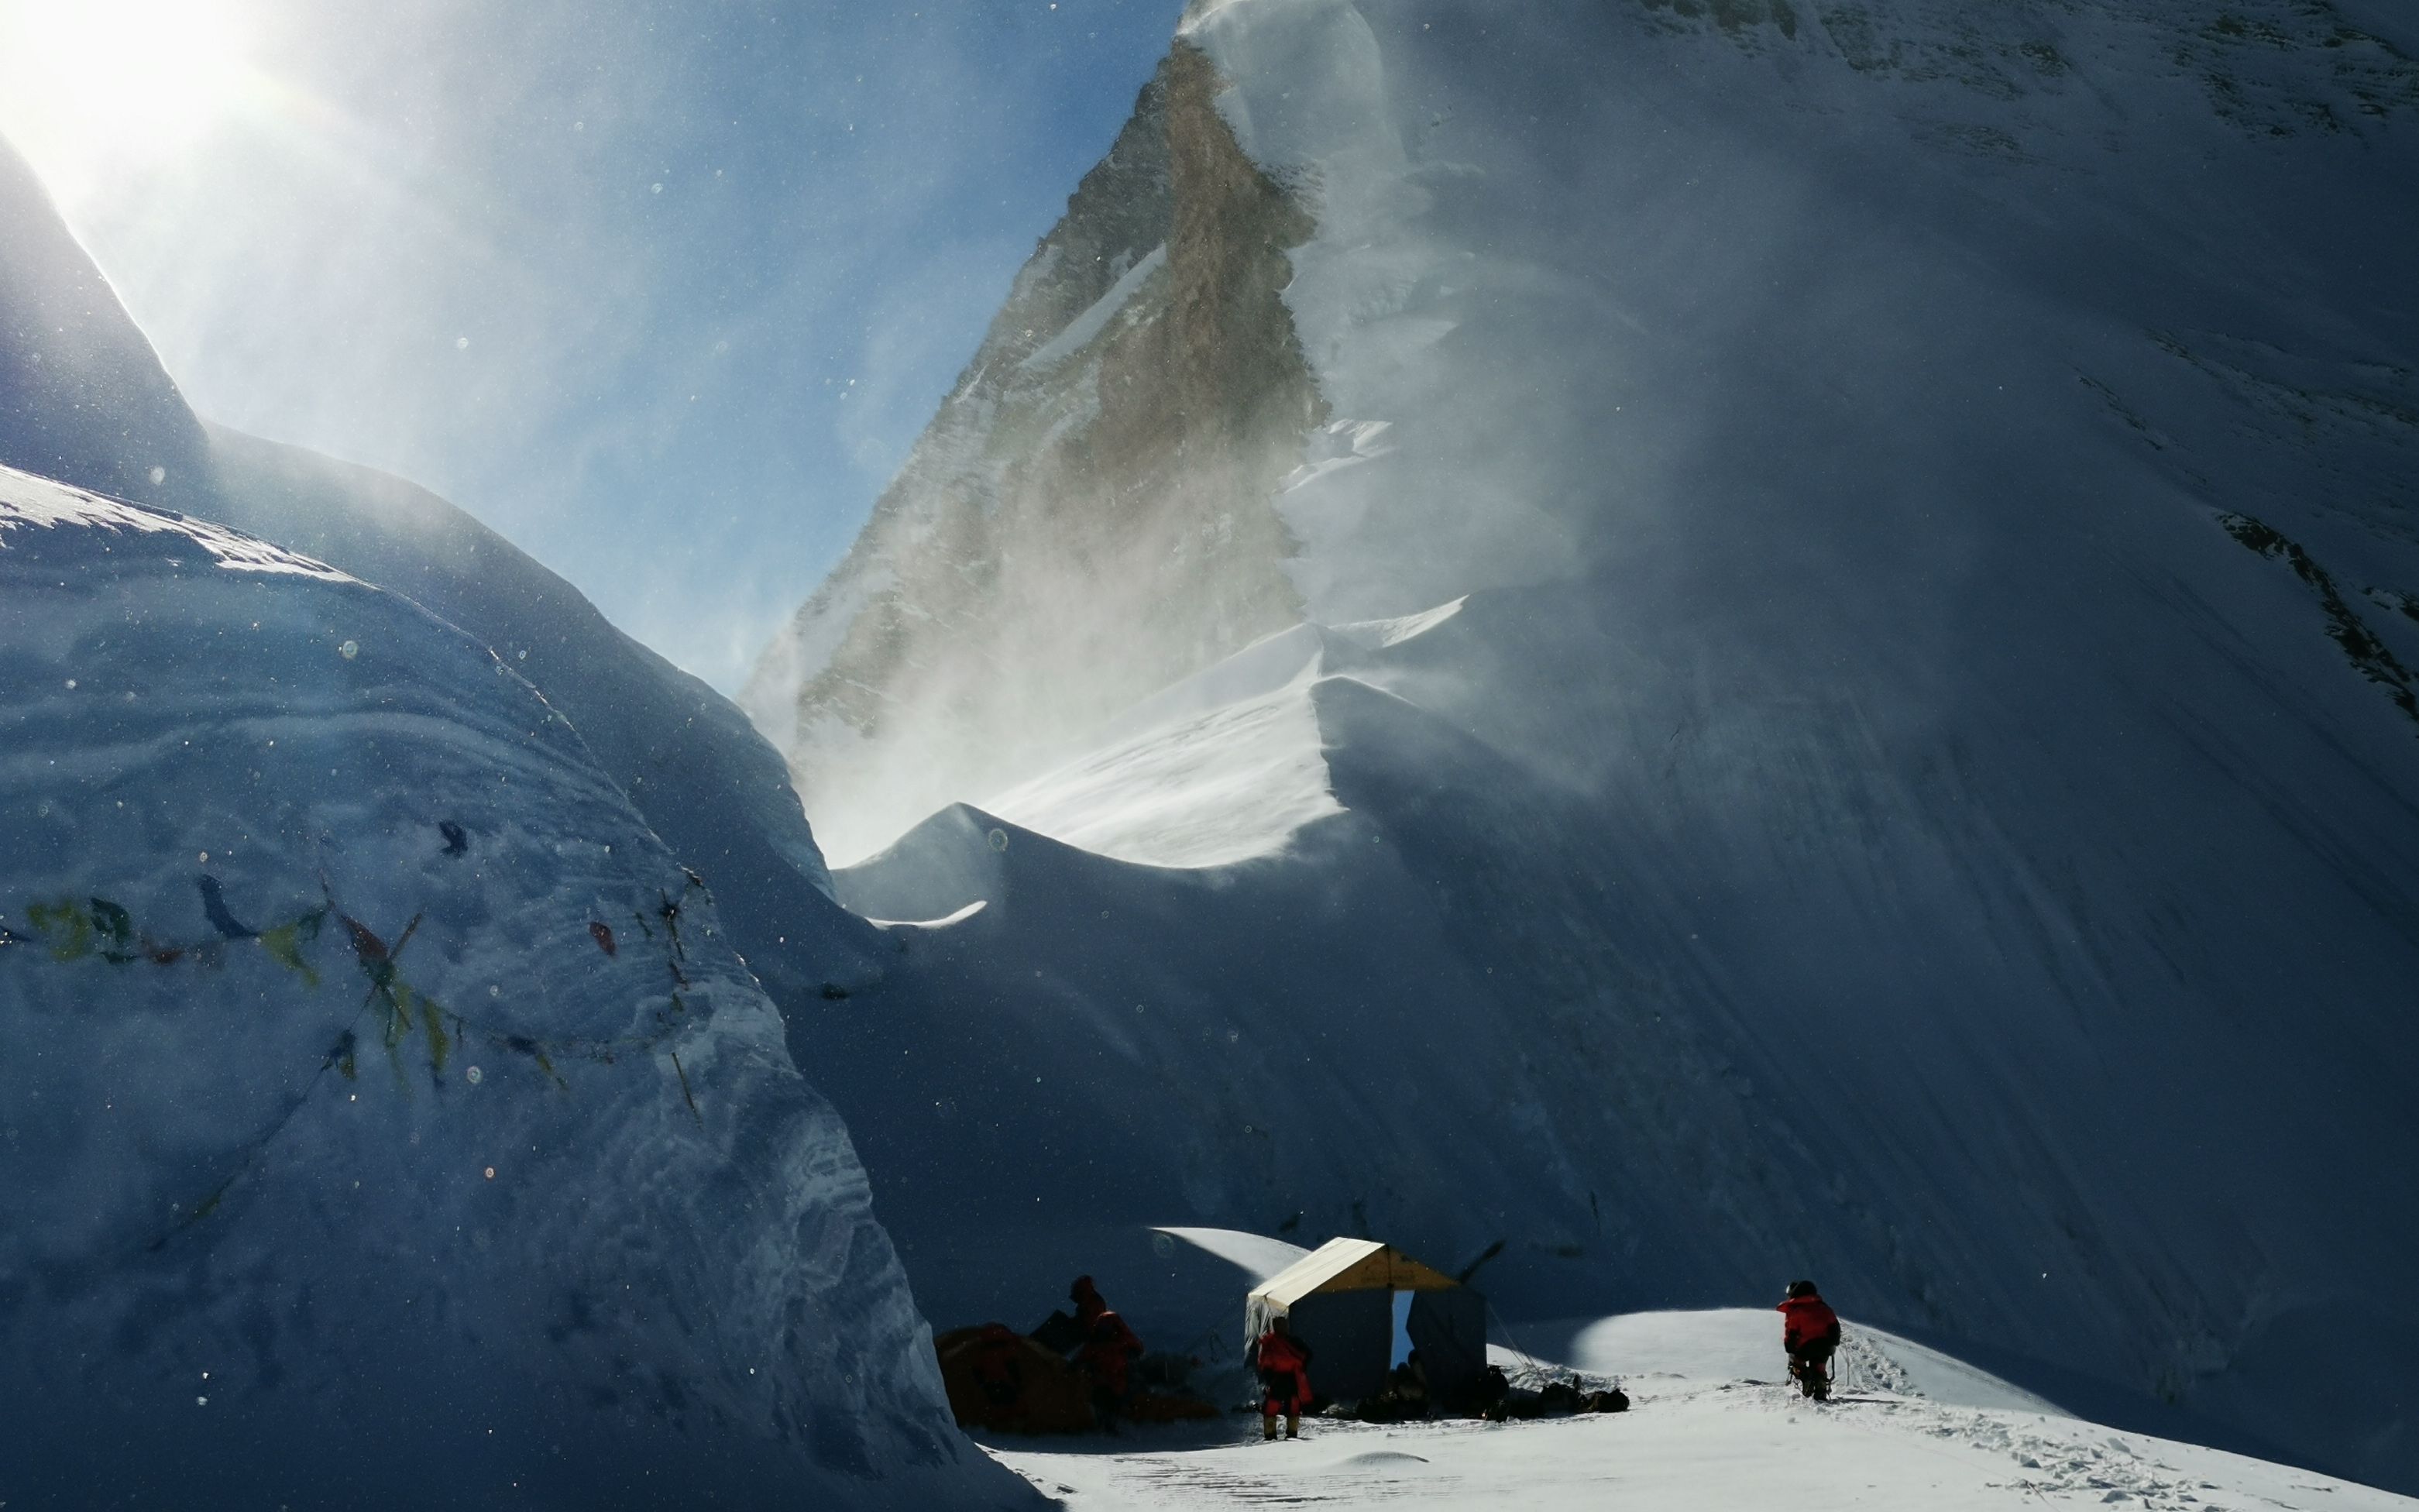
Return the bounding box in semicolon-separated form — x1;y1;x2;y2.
0;0;1186;691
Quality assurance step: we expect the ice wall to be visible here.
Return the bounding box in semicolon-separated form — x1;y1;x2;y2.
0;469;1027;1509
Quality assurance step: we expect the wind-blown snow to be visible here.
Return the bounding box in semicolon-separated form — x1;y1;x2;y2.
983;624;1350;867
0;466;1022;1509
795;0;2419;1492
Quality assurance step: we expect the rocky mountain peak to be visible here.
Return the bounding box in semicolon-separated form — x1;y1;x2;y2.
741;40;1323;864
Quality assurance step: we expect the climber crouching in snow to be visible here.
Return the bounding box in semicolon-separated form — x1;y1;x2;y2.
1778;1279;1841;1400
1248;1314;1314;1441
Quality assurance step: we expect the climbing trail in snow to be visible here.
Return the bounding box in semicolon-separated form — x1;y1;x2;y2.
988;1314;2415;1511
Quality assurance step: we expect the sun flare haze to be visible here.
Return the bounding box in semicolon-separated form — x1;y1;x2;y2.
0;0;257;202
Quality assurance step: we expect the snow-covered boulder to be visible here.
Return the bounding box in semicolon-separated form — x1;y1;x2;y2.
0;466;1026;1508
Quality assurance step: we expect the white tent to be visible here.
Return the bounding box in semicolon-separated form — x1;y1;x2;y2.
1245;1238;1486;1404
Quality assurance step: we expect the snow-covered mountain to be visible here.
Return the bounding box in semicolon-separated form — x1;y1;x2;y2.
750;0;2419;1494
740;43;1325;866
0;141;1029;1506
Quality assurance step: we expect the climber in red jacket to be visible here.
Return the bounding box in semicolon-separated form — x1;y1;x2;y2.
1076;1308;1144;1431
1778;1280;1842;1400
1247;1314;1315;1440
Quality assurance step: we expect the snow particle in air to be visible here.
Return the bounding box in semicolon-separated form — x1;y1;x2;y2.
988;828;1009;851
197;1396;208;1407
484;1167;497;1180
338;640;359;660
466;1065;483;1085
63;678;76;689
198;850;209;864
456;335;469;350
149;466;167;485
490;985;501;998
651;182;664;194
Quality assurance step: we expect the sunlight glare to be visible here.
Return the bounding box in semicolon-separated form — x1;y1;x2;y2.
0;0;257;201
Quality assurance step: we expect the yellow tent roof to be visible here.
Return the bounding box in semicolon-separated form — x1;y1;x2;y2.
1246;1237;1462;1308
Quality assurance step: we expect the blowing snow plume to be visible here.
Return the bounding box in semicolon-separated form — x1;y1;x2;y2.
752;0;2419;1495
741;40;1325;865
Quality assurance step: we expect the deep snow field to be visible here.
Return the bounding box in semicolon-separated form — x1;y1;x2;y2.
989;1310;2418;1512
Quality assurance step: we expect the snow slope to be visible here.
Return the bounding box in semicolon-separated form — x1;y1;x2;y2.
0;467;1029;1508
995;1380;2417;1512
761;0;2419;1493
994;1308;2409;1512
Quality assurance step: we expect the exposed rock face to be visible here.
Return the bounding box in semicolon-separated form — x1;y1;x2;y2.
740;43;1324;864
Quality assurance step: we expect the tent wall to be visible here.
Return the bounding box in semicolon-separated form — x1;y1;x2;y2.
1245;1294;1282;1352
1286;1288;1393;1403
1406;1288;1487;1403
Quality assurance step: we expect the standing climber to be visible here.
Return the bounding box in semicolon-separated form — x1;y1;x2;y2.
1778;1279;1841;1400
1247;1313;1315;1441
1075;1306;1144;1431
1070;1274;1110;1330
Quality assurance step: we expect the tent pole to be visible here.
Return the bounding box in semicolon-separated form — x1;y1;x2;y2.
1484;1298;1549;1379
